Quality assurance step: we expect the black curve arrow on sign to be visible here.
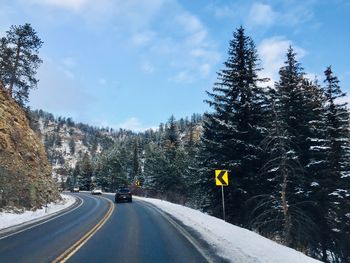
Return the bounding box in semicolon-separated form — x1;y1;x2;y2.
217;171;227;185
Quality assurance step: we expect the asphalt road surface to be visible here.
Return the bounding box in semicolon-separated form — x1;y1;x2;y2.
0;193;211;263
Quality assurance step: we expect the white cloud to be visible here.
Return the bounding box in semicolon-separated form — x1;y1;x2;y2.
175;12;208;46
248;3;276;27
98;78;107;85
27;0;165;29
211;5;235;18
172;70;194;83
176;12;203;33
258;37;306;87
282;2;314;27
58;57;77;79
141;62;155;73
208;1;315;29
199;63;210;77
152;10;219;83
205;2;246;20
62;57;76;67
30;0;88;11
132;31;156;46
62;69;75;79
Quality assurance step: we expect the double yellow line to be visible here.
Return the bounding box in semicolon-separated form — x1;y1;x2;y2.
53;197;115;263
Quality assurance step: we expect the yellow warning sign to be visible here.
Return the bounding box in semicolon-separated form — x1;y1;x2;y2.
215;170;229;186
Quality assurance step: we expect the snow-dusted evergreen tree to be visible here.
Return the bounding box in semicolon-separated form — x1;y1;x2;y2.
94;146;128;191
79;153;93;190
196;26;267;224
143;143;164;194
130;138;141;183
259;47;322;249
317;66;350;262
251;93;306;244
69;139;76;154
164;115;180;153
256;78;327;251
142;116;191;203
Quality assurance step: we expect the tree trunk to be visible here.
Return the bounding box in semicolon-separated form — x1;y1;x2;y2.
281;164;291;246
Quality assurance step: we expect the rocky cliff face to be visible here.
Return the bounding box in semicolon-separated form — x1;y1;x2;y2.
0;84;59;210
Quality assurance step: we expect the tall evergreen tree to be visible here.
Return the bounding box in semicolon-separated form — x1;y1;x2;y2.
79;153;93;190
262;47;319;249
196;26;267;224
319;66;350;262
164;115;180;152
0;23;43;105
131;138;140;181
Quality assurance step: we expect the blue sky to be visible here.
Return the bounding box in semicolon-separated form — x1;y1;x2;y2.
1;0;349;131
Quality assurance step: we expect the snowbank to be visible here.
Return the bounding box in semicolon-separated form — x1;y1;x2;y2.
0;194;76;230
135;196;321;263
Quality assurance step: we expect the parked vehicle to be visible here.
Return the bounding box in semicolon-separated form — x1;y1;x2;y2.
91;188;102;195
71;187;80;192
115;188;132;203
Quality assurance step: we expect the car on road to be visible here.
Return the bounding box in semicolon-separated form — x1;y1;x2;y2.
91;188;102;195
71;187;80;192
115;188;132;203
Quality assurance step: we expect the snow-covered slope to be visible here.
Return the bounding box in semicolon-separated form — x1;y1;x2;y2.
135;196;321;263
29;110;120;183
0;194;76;230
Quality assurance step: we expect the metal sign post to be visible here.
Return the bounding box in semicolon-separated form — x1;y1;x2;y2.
221;185;225;221
215;170;229;222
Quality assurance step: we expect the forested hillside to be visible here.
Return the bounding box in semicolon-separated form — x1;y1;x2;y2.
28;109;128;185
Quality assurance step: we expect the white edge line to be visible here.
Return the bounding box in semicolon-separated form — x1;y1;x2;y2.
0;195;84;240
139;200;214;263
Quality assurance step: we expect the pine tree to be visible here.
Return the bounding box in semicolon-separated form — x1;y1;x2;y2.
251;94;305;243
196;26;267;224
261;47;317;249
164;115;179;152
69;139;76;155
131;138;140;181
79;153;93;190
0;23;43;105
0;37;13;88
319;66;350;262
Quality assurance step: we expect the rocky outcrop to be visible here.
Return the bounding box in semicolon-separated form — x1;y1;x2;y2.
0;84;59;210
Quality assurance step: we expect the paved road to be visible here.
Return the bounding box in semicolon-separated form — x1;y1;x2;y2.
0;193;210;263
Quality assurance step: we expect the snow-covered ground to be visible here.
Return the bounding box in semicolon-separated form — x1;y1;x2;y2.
134;196;321;263
0;194;76;230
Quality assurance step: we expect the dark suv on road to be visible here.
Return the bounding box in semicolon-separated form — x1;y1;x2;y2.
115;188;132;203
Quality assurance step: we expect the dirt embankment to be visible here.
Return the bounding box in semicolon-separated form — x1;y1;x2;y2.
0;84;59;210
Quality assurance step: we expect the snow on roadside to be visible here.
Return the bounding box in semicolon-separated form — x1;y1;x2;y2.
135;196;321;263
0;194;76;230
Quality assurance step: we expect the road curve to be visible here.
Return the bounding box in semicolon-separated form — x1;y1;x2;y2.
0;193;210;263
0;193;111;263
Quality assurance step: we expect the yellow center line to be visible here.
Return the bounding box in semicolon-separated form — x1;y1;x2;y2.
52;197;115;263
